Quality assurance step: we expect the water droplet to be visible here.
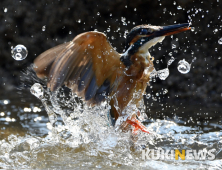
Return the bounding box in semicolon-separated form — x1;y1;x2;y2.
177;59;190;74
97;12;100;15
30;83;44;99
11;45;28;60
42;25;46;31
168;52;173;56
172;44;176;49
4;8;7;13
146;94;151;99
77;19;81;23
121;17;126;23
156;60;159;64
134;8;137;11
191;27;195;32
177;6;182;10
102;91;106;96
213;29;218;33
69;31;72;34
107;28;110;32
157;68;169;80
130;79;133;83
218;38;222;44
163;89;168;94
167;57;175;66
156;93;159;96
191;57;196;63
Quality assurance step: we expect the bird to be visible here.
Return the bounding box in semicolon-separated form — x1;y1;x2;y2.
33;23;191;135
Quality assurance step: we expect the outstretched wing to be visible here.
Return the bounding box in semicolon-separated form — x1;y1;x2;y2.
33;31;122;105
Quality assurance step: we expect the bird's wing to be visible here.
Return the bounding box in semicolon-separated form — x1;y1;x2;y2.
33;31;122;105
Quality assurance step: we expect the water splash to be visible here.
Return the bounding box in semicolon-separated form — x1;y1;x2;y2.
11;45;28;61
30;83;44;99
1;81;222;169
30;83;57;127
0;118;221;169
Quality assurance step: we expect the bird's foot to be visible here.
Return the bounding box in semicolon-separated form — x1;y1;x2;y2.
126;114;149;135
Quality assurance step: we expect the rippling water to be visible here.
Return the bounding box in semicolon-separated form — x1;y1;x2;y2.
0;89;222;169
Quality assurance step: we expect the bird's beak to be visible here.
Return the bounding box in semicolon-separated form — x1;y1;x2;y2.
155;23;191;37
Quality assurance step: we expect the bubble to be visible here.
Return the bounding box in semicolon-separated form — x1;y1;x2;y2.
157;68;169;80
77;19;81;23
177;59;190;74
4;8;7;13
30;83;44;99
218;38;222;44
11;45;28;60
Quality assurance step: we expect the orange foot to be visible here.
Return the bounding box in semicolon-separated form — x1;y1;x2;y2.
126;114;149;135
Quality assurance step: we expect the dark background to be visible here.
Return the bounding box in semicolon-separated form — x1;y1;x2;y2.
0;0;222;114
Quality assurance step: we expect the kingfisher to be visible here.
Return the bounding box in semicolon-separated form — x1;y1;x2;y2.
33;23;190;135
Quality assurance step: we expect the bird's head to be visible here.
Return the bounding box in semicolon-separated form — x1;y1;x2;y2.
121;23;191;66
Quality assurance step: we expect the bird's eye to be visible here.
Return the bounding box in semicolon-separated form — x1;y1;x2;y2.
140;29;148;35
